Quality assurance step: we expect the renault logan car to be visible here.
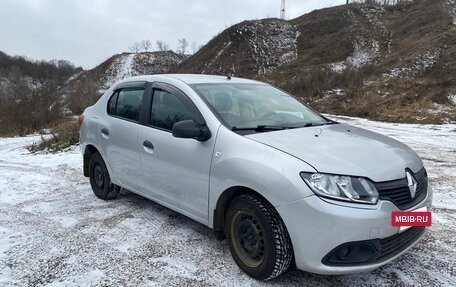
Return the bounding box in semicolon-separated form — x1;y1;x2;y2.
79;74;432;280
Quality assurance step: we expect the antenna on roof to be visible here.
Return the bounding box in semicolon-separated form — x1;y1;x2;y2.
205;67;232;80
280;0;286;20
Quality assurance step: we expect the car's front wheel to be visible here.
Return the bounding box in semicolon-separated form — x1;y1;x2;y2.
88;152;120;200
225;194;293;280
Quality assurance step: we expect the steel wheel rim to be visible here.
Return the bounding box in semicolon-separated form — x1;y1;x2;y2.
93;164;104;189
231;210;265;268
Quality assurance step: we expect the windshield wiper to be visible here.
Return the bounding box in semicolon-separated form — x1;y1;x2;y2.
231;125;288;132
232;121;338;132
299;121;338;128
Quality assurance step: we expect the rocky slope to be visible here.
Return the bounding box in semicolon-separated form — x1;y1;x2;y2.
67;51;184;92
176;0;456;123
176;19;299;77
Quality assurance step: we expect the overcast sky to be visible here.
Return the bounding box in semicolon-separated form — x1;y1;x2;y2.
0;0;345;69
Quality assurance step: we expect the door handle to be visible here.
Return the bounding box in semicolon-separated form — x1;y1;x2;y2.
143;140;154;150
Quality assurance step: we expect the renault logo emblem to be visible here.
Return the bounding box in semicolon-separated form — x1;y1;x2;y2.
406;171;417;198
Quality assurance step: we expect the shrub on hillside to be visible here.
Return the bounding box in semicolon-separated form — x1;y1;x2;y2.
0;81;65;136
68;78;100;115
29;118;79;153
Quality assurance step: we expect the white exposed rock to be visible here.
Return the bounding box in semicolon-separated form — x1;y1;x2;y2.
347;39;380;68
104;54;135;88
329;38;380;73
449;93;456;105
93;52;183;90
330;6;384;73
321;89;346;101
234;20;299;75
329;62;347;73
383;49;441;80
65;71;83;84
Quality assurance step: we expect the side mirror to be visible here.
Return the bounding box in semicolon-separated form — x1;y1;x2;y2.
172;120;211;142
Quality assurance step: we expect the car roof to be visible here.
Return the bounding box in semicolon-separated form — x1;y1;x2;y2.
116;74;266;85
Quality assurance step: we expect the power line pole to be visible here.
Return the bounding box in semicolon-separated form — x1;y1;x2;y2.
280;0;286;20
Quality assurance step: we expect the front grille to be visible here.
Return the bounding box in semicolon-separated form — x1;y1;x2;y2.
375;168;428;210
378;227;426;261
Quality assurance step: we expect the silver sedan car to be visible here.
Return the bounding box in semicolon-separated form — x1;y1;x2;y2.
79;74;432;280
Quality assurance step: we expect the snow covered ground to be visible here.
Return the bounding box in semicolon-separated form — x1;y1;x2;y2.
0;117;455;286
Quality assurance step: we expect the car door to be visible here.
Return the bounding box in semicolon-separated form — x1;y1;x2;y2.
138;82;216;223
98;81;146;191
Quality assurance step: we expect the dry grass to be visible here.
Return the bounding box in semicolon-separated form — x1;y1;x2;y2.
274;0;456;124
28;118;79;153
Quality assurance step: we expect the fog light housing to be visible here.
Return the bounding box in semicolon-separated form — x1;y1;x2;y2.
323;241;380;266
338;246;350;260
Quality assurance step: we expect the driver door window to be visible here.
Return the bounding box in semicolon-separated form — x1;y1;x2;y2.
150;89;196;131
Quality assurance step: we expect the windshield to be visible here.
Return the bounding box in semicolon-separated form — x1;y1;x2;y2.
191;83;329;129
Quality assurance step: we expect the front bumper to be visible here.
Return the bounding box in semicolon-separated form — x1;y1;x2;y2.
276;182;432;275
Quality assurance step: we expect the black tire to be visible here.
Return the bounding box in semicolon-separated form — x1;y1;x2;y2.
88;152;120;200
225;194;293;280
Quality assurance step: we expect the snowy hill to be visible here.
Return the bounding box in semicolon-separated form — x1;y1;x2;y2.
177;0;456;124
69;51;184;92
56;51;185;115
177;19;299;77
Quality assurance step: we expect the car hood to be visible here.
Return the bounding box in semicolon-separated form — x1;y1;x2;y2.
245;124;423;182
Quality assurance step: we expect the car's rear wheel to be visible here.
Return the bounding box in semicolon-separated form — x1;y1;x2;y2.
225;194;293;280
88;152;120;200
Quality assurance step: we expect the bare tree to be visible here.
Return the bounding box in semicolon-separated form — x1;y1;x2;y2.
68;78;100;115
129;41;141;53
60;60;74;69
140;40;152;52
10;81;63;134
156;40;170;51
177;38;189;55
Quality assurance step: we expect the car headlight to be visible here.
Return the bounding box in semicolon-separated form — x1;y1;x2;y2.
300;172;379;204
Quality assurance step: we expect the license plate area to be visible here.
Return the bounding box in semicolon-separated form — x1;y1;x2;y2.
391;206;431;232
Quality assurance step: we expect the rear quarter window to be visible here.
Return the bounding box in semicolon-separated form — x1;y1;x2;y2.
107;92;118;115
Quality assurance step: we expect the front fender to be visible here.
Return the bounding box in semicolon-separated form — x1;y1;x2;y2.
208;127;316;227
